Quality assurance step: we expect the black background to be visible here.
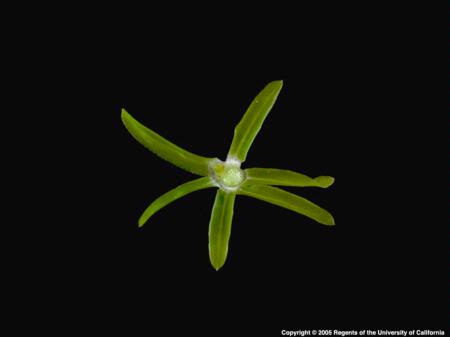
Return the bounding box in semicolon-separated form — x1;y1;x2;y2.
7;2;448;334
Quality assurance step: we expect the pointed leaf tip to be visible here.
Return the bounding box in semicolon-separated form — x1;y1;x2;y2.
320;210;335;226
121;108;129;120
272;79;283;86
314;176;335;188
329;216;335;226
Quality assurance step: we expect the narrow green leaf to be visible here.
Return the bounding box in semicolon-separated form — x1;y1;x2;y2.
121;109;214;176
245;168;334;188
208;190;236;270
227;80;283;162
238;184;335;226
139;177;215;227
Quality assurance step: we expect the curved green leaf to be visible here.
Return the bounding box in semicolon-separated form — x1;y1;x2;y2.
139;177;215;227
121;109;214;176
227;80;283;162
238;184;334;226
245;168;334;188
208;190;236;270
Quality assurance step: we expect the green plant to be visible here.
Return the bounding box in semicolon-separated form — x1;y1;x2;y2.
121;80;335;270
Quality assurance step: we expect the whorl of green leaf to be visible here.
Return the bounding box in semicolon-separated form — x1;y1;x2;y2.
122;80;335;271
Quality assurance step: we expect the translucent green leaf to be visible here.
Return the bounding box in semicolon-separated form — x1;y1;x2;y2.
245;168;334;188
238;184;335;226
208;190;236;270
227;80;283;162
121;109;214;176
139;177;215;227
